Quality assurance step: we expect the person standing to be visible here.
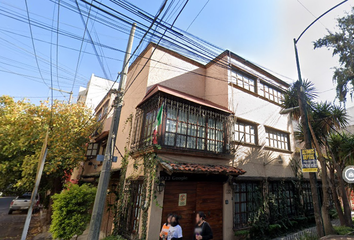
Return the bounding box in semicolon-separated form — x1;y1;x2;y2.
160;213;173;239
168;214;183;240
194;212;213;240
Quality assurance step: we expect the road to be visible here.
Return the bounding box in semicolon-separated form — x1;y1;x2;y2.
0;197;39;240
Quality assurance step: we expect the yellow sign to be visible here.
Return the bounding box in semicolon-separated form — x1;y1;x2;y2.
301;149;318;173
178;193;187;206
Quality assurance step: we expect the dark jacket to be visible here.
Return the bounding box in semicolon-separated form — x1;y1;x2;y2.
194;221;213;240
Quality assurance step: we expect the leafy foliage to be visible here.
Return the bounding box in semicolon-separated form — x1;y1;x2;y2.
314;7;354;103
334;226;354;235
49;184;97;240
0;96;97;193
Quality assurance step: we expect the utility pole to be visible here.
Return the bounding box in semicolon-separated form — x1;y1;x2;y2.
293;39;324;237
50;88;73;103
292;1;348;237
87;23;136;240
21;132;49;240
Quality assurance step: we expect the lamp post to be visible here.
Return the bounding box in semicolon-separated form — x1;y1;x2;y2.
292;1;348;236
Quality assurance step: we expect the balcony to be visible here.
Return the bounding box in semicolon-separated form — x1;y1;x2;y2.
131;85;234;159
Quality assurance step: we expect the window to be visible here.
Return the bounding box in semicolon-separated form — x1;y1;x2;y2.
86;143;99;157
233;121;256;144
234;182;261;229
126;180;143;234
164;106;224;153
302;182;313;212
259;82;284;104
231;70;255;92
141;109;157;147
265;128;289;150
269;181;296;218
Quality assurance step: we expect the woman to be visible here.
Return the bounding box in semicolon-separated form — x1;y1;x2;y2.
160;213;173;239
168;214;183;240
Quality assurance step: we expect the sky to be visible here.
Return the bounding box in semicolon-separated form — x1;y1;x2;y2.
0;0;353;108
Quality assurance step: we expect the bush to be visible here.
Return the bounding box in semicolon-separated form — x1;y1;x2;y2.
269;224;281;238
49;184;97;240
334;226;354;235
102;236;127;240
234;229;249;240
329;208;338;219
299;233;318;240
234;229;250;236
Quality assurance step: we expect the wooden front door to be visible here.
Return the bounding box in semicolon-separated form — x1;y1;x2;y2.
162;181;223;240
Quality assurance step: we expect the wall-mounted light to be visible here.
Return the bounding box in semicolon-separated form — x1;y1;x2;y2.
278;155;283;164
156;181;165;194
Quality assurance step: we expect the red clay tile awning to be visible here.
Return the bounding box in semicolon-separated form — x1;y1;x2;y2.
159;161;246;176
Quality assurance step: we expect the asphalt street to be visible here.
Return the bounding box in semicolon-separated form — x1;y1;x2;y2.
0;197;37;240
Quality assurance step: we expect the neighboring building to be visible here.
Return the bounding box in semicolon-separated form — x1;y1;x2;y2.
80;43;314;239
77;73;118;111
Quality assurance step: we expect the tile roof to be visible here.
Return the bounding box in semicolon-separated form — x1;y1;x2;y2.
159;161;246;176
137;84;233;114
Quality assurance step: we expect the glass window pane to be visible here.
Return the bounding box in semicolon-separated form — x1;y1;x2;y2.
187;137;196;149
188;124;197;136
176;135;186;148
164;133;175;146
167;107;177;120
166;120;176;132
198;127;205;137
177;122;187;134
197;138;205;150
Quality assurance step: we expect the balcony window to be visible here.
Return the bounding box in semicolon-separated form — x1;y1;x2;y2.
131;94;231;155
231;70;255;92
164;105;224;153
86;143;99;157
265;128;290;151
233;121;256;144
259;82;284;104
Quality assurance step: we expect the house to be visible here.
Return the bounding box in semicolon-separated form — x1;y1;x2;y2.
103;42;314;240
79;42;316;239
77;73;118;111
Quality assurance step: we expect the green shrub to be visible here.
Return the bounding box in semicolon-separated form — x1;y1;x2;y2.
334;226;354;235
269;224;282;238
102;236;127;240
49;184;97;240
299;233;318;240
234;229;249;236
329;208;338;219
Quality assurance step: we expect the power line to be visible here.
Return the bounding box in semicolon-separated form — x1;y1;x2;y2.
71;0;94;94
24;0;49;88
186;0;209;31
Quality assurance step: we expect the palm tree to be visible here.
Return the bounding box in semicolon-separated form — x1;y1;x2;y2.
327;132;353;227
283;80;337;234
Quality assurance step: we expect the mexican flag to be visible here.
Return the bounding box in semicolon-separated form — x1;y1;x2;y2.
153;103;164;145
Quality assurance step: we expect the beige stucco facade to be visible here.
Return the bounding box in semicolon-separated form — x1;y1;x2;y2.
77;42;300;239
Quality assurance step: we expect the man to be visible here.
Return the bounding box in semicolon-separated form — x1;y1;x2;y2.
194;212;213;240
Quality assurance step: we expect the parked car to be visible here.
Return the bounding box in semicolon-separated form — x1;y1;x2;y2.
8;192;40;214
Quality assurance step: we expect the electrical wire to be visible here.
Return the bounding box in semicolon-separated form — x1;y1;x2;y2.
71;0;94;94
24;0;49;88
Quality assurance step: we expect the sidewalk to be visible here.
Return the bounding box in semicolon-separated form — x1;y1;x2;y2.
273;219;341;240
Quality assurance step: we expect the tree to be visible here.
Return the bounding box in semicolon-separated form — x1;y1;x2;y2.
314;7;354;103
283;80;327;236
327;132;354;227
50;184;97;240
307;102;349;231
0;96;97;196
